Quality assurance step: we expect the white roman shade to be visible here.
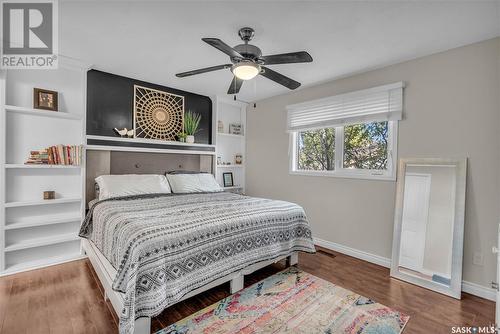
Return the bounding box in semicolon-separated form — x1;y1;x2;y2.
286;82;404;132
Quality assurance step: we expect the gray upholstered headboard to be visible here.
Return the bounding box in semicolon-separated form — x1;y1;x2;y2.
85;150;213;205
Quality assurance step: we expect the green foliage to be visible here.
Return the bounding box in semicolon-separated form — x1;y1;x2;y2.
298;128;335;170
343;122;388;170
297;121;388;171
184;111;202;135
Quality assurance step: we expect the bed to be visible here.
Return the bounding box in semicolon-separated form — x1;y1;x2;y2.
79;191;315;334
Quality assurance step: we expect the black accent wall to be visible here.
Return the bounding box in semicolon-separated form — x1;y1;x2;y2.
86;70;213;144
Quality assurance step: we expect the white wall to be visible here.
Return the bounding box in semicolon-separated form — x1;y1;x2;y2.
246;38;500;288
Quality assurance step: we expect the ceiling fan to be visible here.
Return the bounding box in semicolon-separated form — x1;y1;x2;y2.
176;27;313;94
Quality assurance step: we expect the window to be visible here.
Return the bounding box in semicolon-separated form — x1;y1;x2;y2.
287;83;403;180
297;128;335;171
343;121;389;170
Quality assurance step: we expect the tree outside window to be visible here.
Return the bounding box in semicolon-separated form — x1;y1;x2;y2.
296;121;389;172
297;128;335;171
343;121;388;170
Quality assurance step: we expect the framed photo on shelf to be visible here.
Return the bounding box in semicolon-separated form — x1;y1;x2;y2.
229;123;242;135
222;172;234;187
33;88;58;111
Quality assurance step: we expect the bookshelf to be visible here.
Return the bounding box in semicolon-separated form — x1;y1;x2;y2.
4;197;83;208
5;164;82;169
214;97;247;194
5;213;82;230
4;105;83;120
0;58;91;276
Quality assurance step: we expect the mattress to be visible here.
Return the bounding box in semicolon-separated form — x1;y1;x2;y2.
79;192;315;334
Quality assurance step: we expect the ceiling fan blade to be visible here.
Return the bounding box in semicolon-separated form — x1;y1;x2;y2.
202;38;243;59
260;51;313;65
176;64;232;77
260;66;301;90
227;76;243;94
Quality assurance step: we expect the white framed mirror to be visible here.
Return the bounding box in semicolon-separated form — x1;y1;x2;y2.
390;158;467;299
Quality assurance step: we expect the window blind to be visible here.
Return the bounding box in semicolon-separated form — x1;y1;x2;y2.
286;82;404;132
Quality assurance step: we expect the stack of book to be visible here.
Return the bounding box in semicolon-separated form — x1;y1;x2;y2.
25;149;49;164
25;145;82;166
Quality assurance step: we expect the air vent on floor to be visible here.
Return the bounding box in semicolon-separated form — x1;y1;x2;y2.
317;249;336;259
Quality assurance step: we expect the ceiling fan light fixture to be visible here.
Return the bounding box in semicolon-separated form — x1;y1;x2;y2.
232;62;260;80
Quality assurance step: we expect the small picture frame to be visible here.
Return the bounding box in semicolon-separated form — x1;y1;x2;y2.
43;191;55;200
222;172;234;187
229;123;242;135
34;88;58;111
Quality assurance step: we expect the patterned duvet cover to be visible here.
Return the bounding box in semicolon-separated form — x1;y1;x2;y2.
79;192;315;334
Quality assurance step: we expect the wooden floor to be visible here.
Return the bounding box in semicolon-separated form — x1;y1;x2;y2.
0;247;495;333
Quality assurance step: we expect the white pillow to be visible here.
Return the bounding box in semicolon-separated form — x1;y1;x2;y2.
95;174;171;200
166;173;223;193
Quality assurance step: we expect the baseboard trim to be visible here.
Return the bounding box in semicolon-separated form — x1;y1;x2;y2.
461;281;496;301
313;237;496;302
314;237;391;268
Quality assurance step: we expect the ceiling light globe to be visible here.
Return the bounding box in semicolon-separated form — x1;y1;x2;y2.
232;62;260;80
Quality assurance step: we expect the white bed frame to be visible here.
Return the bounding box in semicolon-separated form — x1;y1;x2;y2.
82;239;298;334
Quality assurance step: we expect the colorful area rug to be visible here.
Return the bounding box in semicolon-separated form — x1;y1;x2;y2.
156;267;409;334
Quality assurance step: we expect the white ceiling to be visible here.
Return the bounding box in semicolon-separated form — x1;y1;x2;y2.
60;1;500;101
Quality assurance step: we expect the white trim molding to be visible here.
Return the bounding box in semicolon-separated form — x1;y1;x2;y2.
313;237;495;301
461;281;496;301
314;237;391;268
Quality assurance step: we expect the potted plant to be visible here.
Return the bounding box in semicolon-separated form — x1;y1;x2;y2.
184;111;202;143
177;132;187;142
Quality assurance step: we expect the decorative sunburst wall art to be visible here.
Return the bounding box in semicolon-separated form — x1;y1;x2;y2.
133;85;184;141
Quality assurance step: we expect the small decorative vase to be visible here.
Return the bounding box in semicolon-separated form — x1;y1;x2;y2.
186;135;195;143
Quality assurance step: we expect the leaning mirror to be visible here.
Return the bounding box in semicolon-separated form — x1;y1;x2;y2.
390;158;467;299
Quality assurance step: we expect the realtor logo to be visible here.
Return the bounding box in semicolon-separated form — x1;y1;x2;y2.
1;0;58;69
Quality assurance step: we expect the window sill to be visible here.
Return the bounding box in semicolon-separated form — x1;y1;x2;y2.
289;170;396;181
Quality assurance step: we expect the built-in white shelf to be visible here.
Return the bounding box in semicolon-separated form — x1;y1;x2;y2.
217;132;245;139
215;97;247;193
4;105;83;120
5;163;82;169
1;60;88;276
2;253;85;276
4;197;82;208
5;214;81;230
86;135;216;148
4;233;80;252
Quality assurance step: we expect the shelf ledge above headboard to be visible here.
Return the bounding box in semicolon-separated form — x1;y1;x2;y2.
86;135;216;155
